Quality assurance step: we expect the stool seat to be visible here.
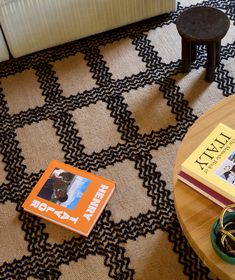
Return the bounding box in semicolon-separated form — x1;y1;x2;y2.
176;6;230;82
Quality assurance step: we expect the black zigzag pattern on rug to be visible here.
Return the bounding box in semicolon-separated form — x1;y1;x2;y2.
0;0;234;279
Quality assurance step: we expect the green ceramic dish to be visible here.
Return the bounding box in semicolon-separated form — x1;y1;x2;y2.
211;212;235;265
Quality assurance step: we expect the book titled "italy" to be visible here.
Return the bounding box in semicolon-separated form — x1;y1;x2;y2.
23;160;115;237
178;123;235;208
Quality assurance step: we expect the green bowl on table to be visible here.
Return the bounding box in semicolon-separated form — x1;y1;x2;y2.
211;212;235;265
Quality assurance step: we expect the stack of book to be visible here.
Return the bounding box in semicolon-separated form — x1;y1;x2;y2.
178;123;235;208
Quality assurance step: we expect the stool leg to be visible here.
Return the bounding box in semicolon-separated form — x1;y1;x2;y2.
191;44;196;62
206;42;216;82
181;38;191;73
216;41;221;66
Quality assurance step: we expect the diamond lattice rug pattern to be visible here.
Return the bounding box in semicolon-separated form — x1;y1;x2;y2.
0;0;234;279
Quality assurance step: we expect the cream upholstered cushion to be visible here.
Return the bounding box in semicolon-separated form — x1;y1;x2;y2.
0;28;9;61
0;0;176;58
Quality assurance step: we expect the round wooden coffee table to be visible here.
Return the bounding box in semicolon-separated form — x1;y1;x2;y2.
173;95;235;280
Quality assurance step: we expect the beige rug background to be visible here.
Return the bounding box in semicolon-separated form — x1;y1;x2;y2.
0;0;234;279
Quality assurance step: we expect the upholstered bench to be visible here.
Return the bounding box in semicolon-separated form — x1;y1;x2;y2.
0;0;176;61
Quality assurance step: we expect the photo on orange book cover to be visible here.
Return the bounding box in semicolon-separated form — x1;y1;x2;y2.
22;160;116;237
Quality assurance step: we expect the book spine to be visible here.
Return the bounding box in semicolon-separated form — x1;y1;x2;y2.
181;166;235;203
178;171;233;208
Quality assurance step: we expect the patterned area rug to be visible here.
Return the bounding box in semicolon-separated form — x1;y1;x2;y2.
0;0;234;279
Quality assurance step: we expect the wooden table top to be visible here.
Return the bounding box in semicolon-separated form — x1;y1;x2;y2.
173;94;235;280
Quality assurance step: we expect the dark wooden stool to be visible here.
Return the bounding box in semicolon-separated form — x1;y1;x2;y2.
176;6;230;82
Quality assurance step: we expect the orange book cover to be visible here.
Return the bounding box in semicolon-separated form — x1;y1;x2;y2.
22;160;115;237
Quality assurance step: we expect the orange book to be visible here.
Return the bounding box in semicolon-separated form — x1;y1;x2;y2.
22;160;115;237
